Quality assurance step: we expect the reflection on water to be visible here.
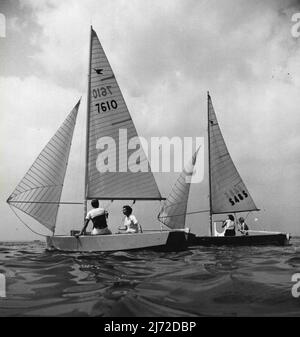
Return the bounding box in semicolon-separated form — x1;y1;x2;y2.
0;238;300;316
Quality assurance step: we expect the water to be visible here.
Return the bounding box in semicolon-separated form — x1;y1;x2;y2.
0;238;300;317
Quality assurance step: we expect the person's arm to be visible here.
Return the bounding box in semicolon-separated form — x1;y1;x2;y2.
118;217;128;231
130;215;138;227
118;224;128;230
128;215;139;232
76;218;90;237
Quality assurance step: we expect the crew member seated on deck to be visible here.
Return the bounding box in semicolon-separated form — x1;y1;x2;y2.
222;214;236;237
118;205;140;234
238;217;249;235
76;199;111;236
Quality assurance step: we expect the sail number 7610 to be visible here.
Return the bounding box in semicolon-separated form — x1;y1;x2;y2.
92;86;112;98
93;85;118;113
95;100;118;113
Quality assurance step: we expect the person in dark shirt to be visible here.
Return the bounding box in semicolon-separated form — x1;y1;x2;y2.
76;199;111;236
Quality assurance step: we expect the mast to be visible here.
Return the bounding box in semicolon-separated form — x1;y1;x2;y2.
207;91;213;236
84;26;93;219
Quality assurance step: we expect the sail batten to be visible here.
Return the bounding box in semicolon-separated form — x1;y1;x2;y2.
86;27;162;200
208;94;258;214
7;100;81;232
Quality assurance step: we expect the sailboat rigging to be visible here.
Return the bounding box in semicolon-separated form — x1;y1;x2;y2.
159;92;290;246
7;26;290;249
7;26;188;252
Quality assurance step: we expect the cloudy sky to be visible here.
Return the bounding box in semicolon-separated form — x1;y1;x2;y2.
0;0;300;240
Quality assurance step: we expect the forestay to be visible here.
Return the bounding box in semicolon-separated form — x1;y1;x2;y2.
86;27;163;200
7;100;81;232
208;93;258;214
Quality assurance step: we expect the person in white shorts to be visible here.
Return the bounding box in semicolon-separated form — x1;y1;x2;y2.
76;199;111;236
118;205;140;234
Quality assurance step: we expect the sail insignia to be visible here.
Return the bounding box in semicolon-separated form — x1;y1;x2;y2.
208;93;259;214
7;100;81;232
86;27;162;200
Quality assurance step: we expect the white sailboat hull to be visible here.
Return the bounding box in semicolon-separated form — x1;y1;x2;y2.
46;230;188;252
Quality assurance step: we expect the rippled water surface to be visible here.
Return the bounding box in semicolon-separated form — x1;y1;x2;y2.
0;237;300;316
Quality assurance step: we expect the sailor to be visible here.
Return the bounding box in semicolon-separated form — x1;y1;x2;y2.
77;199;111;236
118;205;140;234
238;217;249;235
222;214;236;236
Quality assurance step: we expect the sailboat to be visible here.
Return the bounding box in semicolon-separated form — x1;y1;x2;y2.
159;92;291;246
6;26;188;252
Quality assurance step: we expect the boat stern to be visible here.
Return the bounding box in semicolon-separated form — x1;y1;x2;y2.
284;232;292;245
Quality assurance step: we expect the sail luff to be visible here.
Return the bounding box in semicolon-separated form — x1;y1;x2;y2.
52;99;81;234
208;94;259;215
84;26;93;219
207;92;213;236
7;100;81;232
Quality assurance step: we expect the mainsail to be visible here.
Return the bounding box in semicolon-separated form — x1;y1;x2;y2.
158;149;199;229
208;93;258;214
7;100;81;232
86;27;162;200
